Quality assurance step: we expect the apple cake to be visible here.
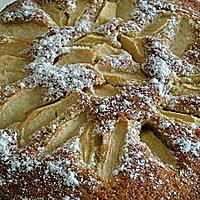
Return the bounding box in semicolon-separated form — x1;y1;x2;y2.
0;0;199;199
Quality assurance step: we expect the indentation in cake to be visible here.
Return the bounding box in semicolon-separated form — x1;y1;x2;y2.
140;124;177;165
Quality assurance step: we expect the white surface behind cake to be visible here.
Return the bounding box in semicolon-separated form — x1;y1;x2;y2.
0;0;16;11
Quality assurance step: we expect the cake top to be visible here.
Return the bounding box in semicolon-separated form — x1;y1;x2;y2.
0;0;199;199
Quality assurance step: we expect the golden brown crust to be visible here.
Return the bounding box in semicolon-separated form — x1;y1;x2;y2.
181;0;200;11
0;0;200;199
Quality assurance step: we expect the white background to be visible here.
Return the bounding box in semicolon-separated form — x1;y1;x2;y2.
0;0;16;11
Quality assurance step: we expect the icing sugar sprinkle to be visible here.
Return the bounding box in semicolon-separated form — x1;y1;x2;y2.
98;51;140;72
128;0;176;31
2;0;54;24
175;137;200;157
32;27;83;61
25;62;96;99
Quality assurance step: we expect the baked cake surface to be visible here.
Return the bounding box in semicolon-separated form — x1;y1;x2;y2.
0;0;199;199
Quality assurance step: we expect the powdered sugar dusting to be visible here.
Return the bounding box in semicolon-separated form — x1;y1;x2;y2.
97;51;140;72
127;0;177;32
65;0;77;13
21;26;100;99
0;129;40;185
95;18;128;47
0;129;98;195
0;0;199;198
0;129;17;161
75;0;104;33
32;27;83;61
175;137;200;156
2;0;55;24
24;62;96;100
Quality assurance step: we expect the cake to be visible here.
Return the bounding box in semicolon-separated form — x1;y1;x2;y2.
0;0;199;199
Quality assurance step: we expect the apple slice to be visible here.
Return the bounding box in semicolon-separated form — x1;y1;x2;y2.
96;1;117;25
68;0;89;26
0;21;49;42
101;70;148;86
140;128;177;166
170;16;194;57
39;2;68;26
0;55;29;86
74;34;112;47
0;87;45;129
140;14;170;37
56;48;97;66
94;84;118;97
20;92;82;147
98;119;127;180
161;110;200;125
80;124;95;163
0;39;29;57
44;113;87;155
94;43;120;58
116;0;136;21
120;34;146;63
